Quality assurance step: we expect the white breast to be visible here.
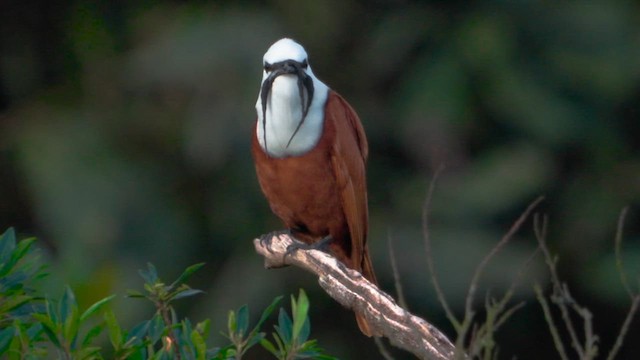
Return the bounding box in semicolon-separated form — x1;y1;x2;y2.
255;75;329;158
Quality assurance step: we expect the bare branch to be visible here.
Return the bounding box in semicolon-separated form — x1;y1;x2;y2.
254;233;457;360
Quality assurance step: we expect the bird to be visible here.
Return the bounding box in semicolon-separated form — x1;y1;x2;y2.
251;38;378;337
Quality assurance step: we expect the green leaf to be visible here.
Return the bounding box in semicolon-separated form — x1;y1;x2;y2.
227;310;236;334
171;288;204;301
276;308;292;344
271;331;285;354
82;324;104;347
181;318;194;339
236;305;249;336
169;262;205;290
126;290;146;299
307;353;337;360
195;319;210;338
32;311;61;349
32;313;57;336
0;228;17;265
80;294;116;322
253;296;283;333
45;296;59;325
0;295;33;313
104;309;122;350
291;289;309;342
8;336;21;360
299;339;324;355
260;338;279;357
78;345;102;358
298;317;311;344
63;306;80;348
26;322;43;342
60;287;80;346
246;332;265;349
139;263;159;285
148;314;164;344
190;329;206;360
125;319;149;347
60;286;77;324
0;272;29;293
1;237;37;278
0;327;13;354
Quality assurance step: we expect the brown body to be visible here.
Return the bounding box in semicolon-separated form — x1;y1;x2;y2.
252;90;377;336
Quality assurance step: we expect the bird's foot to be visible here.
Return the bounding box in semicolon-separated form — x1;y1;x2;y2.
284;235;333;259
259;229;291;253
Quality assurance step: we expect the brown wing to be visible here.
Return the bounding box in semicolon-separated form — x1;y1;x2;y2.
326;91;379;337
326;91;369;271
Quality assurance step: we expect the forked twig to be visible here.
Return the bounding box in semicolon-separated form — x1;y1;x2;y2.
534;214;597;360
422;165;544;358
468;247;540;358
534;282;569;360
465;197;544;320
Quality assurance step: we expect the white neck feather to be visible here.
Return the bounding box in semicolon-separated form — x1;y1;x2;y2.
255;74;329;158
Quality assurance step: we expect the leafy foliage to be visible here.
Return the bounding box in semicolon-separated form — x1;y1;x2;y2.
0;228;334;359
259;290;336;360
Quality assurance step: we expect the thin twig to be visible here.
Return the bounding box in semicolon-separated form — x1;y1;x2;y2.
422;165;460;330
534;283;569;360
607;206;639;360
606;295;640;360
465;196;544;319
534;214;601;359
494;301;526;331
458;196;543;356
387;233;408;310
614;207;633;298
469;246;540;358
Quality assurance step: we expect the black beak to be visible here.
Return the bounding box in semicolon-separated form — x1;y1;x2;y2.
260;60;315;152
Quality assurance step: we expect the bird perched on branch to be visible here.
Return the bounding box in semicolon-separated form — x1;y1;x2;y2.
251;38;378;337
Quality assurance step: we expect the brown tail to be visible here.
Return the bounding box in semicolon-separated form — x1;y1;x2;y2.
355;249;380;337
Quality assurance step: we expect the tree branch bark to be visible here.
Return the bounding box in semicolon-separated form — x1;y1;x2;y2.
253;233;457;360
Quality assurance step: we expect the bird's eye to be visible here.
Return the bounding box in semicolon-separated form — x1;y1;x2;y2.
301;59;308;69
264;62;273;72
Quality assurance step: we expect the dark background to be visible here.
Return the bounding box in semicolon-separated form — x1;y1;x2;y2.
1;1;640;358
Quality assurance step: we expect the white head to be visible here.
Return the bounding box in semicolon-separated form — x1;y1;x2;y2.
255;38;329;158
263;38;309;69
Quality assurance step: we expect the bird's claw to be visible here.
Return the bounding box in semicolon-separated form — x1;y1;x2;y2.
259;229;291;253
283;235;333;259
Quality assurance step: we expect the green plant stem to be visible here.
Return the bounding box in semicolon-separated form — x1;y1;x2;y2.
158;302;181;360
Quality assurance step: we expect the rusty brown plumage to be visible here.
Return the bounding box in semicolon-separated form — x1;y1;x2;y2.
252;90;377;336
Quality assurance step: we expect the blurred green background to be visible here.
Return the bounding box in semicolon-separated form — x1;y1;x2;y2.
1;1;640;358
